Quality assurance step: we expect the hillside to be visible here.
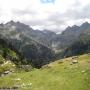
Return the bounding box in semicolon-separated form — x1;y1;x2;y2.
0;54;90;90
0;38;21;76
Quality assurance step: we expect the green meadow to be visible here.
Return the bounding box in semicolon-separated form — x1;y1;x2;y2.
0;54;90;90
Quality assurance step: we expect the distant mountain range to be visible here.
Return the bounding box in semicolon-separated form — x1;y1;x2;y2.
0;21;90;68
52;22;90;50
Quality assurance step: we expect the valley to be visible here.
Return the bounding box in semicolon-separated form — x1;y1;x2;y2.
0;21;90;90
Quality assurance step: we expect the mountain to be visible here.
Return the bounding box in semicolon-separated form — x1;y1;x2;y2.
0;21;55;68
2;20;90;51
62;29;90;57
0;21;90;67
52;22;90;50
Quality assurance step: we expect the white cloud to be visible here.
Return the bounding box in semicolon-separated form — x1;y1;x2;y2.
0;0;90;32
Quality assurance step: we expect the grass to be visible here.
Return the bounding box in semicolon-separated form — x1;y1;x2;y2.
0;54;16;75
0;54;90;90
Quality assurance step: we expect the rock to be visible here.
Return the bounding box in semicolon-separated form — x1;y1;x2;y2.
3;71;11;75
81;70;85;73
21;83;26;87
14;78;21;81
72;56;78;59
72;60;78;64
27;83;32;86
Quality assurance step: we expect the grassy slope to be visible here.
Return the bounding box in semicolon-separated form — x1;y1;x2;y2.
0;54;16;75
0;54;90;90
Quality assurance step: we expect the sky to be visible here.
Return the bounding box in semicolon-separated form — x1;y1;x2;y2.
0;0;90;33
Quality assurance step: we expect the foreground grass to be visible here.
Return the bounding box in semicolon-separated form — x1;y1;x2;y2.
0;54;90;90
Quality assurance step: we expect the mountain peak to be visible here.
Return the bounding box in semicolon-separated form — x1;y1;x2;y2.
65;26;71;30
81;22;90;27
65;25;79;31
80;22;90;30
6;20;15;25
72;25;79;28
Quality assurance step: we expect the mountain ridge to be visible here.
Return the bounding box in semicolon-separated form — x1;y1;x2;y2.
0;20;90;67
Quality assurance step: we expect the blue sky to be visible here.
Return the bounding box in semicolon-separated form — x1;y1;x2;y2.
0;0;90;32
40;0;55;4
